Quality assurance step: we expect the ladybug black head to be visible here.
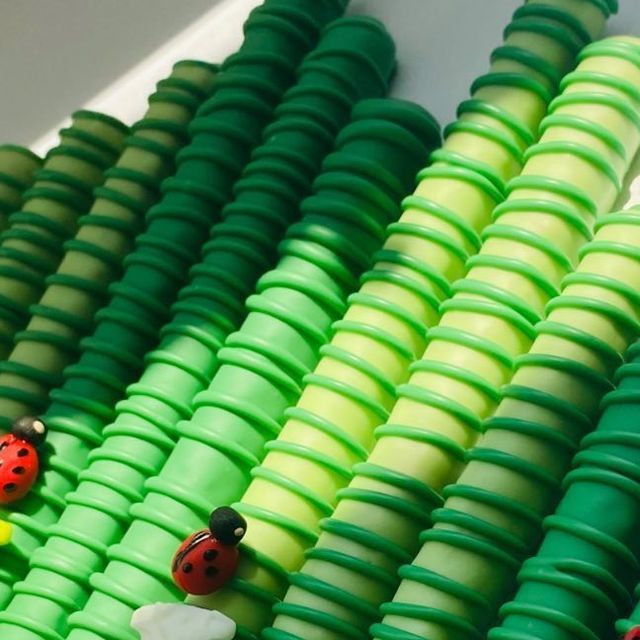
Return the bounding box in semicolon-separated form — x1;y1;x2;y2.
208;506;246;546
11;416;46;447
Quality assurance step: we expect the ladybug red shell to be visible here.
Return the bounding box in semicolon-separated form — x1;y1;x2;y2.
625;627;640;640
0;416;46;504
172;529;240;595
171;506;247;596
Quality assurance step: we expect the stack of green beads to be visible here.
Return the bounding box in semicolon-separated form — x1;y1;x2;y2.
0;10;402;640
0;146;42;231
0;0;346;616
29;0;345;456
5;11;394;638
67;2;606;633
0;57;219;602
58;97;438;640
0;60;219;429
0;2;633;640
221;5;624;638
0;111;129;359
527;0;618;40
360;36;640;640
369;208;640;639
32;0;344;462
489;308;640;640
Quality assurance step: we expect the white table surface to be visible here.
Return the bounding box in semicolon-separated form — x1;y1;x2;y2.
2;0;640;203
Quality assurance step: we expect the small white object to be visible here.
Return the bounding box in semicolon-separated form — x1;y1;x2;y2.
131;603;236;640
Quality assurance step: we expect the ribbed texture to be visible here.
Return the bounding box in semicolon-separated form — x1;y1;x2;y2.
0;12;400;640
0;59;219;600
0;146;42;231
54;97;436;640
0;0;348;619
368;36;638;638
0;112;129;359
372;211;640;640
490;308;640;640
0;61;219;428
268;31;640;640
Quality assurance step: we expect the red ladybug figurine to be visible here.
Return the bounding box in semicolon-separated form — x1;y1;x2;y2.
625;627;640;640
172;506;247;595
0;416;46;504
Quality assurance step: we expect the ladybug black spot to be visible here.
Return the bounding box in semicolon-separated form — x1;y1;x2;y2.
17;448;29;458
12;466;25;475
203;549;218;562
182;563;193;574
3;483;17;493
0;442;7;450
205;566;219;577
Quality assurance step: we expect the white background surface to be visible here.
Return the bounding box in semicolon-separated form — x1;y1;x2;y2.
1;0;639;154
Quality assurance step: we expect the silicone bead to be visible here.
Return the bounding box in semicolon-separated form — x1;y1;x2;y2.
371;212;640;640
0;146;42;231
0;15;401;640
0;62;219;429
0;112;128;360
268;34;640;640
57;99;433;640
0;0;347;619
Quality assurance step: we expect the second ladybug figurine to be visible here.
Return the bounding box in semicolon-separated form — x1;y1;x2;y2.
626;627;640;640
0;416;46;504
172;506;247;596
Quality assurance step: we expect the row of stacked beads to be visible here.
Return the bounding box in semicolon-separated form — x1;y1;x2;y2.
179;2;619;639
0;60;219;429
0;1;632;640
488;313;640;639
64;95;437;640
375;27;638;638
371;209;640;639
369;33;640;640
23;2;346;545
57;70;434;637
0;58;219;604
0;19;394;640
0;0;346;608
274;24;637;640
0;3;362;627
360;35;640;638
0;112;128;360
0;146;42;230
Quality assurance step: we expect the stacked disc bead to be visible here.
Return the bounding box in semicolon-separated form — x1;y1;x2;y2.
528;0;618;41
0;60;219;430
0;11;404;640
219;4;619;639
0;58;219;603
56;86;436;640
0;146;42;231
0;0;349;633
3;15;399;640
22;0;347;469
0;0;346;612
0;111;128;360
346;34;640;640
0;2;627;640
488;306;640;640
372;208;640;639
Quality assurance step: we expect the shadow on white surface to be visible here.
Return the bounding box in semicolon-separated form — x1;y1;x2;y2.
12;0;640;205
